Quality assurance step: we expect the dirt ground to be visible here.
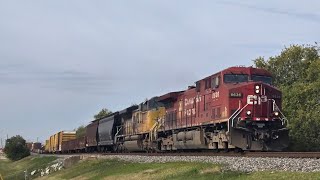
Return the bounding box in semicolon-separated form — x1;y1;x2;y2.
0;153;7;160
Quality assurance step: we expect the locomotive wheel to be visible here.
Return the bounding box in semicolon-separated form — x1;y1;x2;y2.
213;142;219;153
223;142;229;152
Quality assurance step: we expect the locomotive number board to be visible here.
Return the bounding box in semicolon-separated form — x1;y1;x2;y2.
229;92;243;98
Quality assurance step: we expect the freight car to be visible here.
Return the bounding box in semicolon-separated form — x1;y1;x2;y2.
44;140;50;152
46;66;289;152
31;142;42;153
46;131;76;153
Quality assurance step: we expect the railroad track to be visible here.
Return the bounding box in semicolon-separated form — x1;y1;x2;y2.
99;151;320;159
39;151;320;159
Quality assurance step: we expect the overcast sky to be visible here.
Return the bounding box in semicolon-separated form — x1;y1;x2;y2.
0;0;319;144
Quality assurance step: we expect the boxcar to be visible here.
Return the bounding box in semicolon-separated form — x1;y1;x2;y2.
31;142;42;153
44;140;50;153
75;136;86;152
61;140;70;153
48;131;76;153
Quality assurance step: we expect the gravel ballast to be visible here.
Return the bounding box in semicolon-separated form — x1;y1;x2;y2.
90;155;320;172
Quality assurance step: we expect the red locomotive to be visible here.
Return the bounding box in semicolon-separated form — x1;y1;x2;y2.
156;66;288;151
45;66;289;153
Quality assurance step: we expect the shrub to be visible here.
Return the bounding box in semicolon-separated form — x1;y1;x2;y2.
4;135;30;161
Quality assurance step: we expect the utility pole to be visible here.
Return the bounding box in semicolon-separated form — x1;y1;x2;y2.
0;138;2;149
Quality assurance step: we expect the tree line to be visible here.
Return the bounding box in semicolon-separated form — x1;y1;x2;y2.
254;43;320;151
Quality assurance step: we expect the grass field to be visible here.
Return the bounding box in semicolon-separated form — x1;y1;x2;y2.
45;158;320;180
0;155;57;180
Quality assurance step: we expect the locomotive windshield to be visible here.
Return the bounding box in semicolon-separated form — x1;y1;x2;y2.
252;75;272;85
224;74;248;83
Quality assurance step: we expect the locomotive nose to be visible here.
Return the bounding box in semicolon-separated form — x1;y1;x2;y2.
242;82;282;121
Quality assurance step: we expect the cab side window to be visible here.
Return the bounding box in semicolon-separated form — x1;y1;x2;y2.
196;81;201;92
205;78;211;89
211;76;220;89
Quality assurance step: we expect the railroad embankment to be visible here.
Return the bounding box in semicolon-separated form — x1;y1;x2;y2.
2;154;320;179
42;156;320;180
0;155;58;179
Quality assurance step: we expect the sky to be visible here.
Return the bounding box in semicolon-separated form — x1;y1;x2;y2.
0;0;319;144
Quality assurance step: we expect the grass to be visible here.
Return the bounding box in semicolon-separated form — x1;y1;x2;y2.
45;159;239;180
2;156;320;180
45;158;320;180
0;155;57;180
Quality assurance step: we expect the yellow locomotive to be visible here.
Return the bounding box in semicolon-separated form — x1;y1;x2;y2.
120;97;165;151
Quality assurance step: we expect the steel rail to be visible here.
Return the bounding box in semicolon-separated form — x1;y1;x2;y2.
39;151;320;159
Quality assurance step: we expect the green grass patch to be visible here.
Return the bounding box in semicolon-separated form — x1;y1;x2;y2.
2;156;320;180
45;158;320;180
52;160;241;180
0;155;57;180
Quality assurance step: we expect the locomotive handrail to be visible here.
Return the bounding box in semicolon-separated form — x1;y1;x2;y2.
149;121;158;142
228;102;241;132
114;126;122;144
149;117;165;141
231;104;249;129
270;99;288;126
228;101;249;132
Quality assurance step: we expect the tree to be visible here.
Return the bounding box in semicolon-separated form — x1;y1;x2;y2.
253;44;320;151
94;108;112;120
4;135;30;161
253;44;319;86
75;125;86;138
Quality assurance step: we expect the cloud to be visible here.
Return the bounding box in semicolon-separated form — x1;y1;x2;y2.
0;63;116;95
219;1;320;23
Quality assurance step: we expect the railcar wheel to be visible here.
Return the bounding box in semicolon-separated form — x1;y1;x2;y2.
234;148;243;153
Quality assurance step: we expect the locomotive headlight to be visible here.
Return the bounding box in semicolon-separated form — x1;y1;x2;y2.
246;110;252;116
274;111;279;116
255;85;260;94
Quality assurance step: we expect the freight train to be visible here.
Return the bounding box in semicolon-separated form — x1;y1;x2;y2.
45;66;289;153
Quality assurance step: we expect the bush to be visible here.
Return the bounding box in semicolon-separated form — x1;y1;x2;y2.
4;135;30;161
254;44;320;151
